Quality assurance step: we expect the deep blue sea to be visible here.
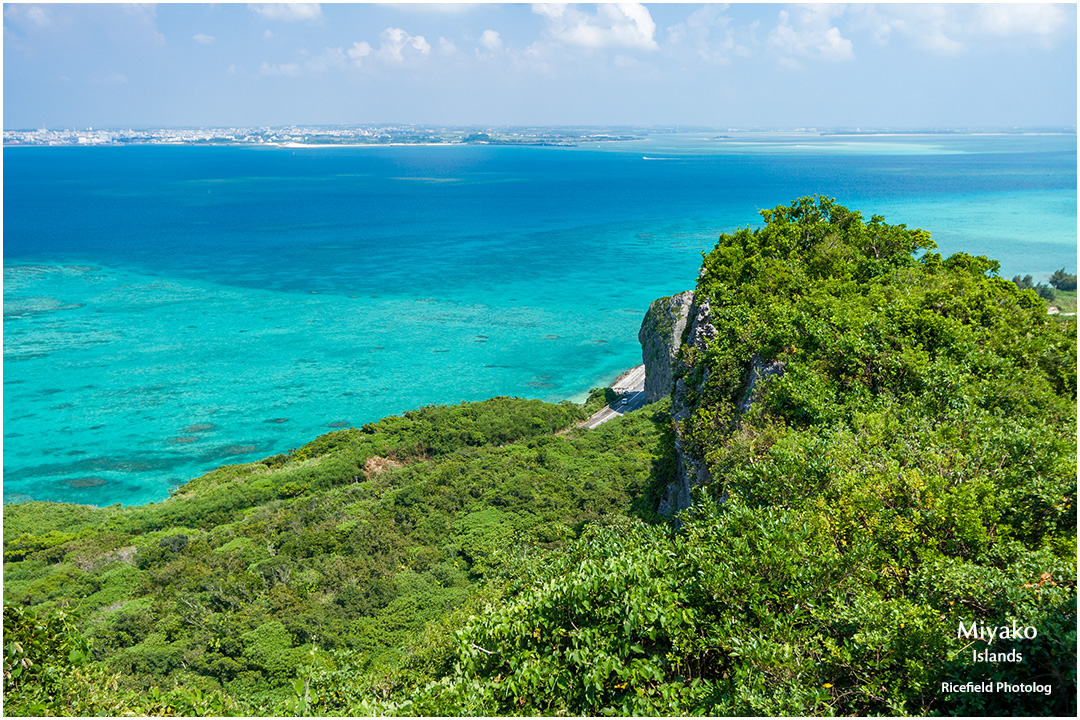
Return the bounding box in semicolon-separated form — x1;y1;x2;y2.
3;132;1076;506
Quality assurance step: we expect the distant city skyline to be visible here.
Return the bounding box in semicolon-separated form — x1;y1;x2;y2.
3;3;1077;130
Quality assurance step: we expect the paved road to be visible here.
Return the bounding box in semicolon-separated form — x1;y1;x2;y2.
610;364;646;394
582;364;647;429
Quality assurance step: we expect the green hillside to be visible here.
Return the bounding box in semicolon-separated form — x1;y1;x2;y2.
4;198;1075;717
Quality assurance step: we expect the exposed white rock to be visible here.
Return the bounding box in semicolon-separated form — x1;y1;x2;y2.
637;291;694;403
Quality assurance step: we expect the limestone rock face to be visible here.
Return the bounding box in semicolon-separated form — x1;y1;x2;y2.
657;294;717;517
647;294;785;518
637;291;694;403
738;355;786;415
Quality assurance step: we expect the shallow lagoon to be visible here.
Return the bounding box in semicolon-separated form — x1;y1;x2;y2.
4;133;1076;505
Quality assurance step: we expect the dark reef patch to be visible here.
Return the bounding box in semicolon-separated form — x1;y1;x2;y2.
199;443;261;462
63;477;108;489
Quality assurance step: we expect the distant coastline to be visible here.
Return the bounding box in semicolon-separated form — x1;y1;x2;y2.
2;124;647;148
275;141;456;149
5;124;1073;148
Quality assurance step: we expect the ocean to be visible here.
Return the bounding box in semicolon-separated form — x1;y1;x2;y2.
3;132;1076;506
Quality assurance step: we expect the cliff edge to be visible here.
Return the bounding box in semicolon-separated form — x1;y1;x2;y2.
637;291;694;403
640;292;784;516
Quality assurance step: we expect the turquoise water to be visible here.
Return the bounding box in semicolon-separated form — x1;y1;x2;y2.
4;133;1076;506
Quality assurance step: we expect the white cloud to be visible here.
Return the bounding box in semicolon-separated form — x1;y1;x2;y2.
260;61;301;76
30;6;54;26
479;29;503;52
819;26;853;59
261;25;433;77
852;4;967;55
25;5;51;26
976;3;1066;39
533;3;658;51
769;7;853;64
525;41;555;72
347;41;372;66
118;3;167;47
6;3;163;47
263;29;275;40
4;4;52;28
248;4;321;22
193;33;214;45
665;4;751;65
437;37;459;56
918;29;965;55
850;4;1073;55
375;27;431;63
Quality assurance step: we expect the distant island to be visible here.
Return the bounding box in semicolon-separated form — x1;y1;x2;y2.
6;124;1073;148
2;124;647;148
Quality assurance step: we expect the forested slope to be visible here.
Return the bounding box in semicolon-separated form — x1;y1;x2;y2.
4;197;1075;717
3;397;673;715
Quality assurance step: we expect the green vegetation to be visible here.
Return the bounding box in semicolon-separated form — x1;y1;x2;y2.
4;197;1075;716
398;197;1075;716
3;601;239;716
1013;273;1057;301
1048;289;1077;317
583;386;621;414
4;396;672;714
1049;268;1077;292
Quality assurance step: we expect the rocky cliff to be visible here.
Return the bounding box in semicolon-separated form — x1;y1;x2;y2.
640;292;784;517
637;291;694;403
658;294;716;516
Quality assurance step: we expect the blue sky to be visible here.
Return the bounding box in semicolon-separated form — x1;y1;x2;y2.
3;3;1076;129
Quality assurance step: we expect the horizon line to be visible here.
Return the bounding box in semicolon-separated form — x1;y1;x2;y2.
5;123;1078;133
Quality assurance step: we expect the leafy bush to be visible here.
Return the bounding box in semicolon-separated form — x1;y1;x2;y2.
275;482;309;499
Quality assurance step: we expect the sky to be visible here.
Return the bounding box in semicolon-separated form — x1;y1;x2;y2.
2;2;1077;130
